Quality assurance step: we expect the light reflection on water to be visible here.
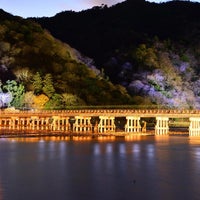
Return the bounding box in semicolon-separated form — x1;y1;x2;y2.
0;180;3;200
0;136;200;200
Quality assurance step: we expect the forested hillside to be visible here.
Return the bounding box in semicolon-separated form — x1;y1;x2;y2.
35;0;200;109
0;9;131;109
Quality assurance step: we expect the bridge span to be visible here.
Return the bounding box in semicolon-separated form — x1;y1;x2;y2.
0;109;200;136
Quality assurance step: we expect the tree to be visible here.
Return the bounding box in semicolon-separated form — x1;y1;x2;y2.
134;44;159;70
61;93;85;107
42;73;55;98
0;92;12;108
33;94;49;109
23;91;34;109
32;72;43;94
14;68;31;82
3;80;25;108
44;94;63;110
0;80;2;92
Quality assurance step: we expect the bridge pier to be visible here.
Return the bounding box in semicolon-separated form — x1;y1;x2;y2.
61;117;70;132
73;116;92;133
0;118;10;130
51;116;70;132
30;117;41;131
155;117;169;135
189;117;200;136
20;118;25;130
125;116;141;133
98;116;115;133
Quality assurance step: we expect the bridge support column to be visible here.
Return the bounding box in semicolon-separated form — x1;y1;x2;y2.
60;118;64;131
35;118;40;130
26;118;30;130
61;117;70;132
52;116;60;131
45;118;51;131
125;116;141;133
73;116;92;133
155;117;169;135
40;118;44;130
30;117;38;130
98;116;115;133
21;118;25;130
189;117;200;136
10;117;18;130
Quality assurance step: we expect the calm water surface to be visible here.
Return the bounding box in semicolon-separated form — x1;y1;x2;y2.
0;135;200;200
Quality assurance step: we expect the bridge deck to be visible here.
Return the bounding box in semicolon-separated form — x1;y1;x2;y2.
1;109;200;118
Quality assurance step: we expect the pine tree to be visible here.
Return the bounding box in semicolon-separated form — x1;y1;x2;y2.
32;72;43;95
42;73;55;98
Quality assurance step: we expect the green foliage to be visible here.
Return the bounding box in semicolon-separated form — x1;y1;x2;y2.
44;94;63;110
42;73;55;98
180;54;189;62
32;72;43;94
134;44;159;70
3;80;25;108
61;93;85;107
23;91;34;108
0;80;2;92
148;79;162;91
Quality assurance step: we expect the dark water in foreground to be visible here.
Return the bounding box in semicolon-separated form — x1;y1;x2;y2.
0;135;200;200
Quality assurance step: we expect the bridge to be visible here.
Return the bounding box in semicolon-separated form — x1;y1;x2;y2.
0;109;200;137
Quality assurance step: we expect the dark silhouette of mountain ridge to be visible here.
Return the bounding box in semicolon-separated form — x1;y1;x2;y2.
35;0;200;65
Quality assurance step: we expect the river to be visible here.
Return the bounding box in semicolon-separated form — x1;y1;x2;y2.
0;135;199;200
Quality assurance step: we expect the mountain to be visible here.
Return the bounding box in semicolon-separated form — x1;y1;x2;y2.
35;0;200;64
34;0;200;109
0;9;132;109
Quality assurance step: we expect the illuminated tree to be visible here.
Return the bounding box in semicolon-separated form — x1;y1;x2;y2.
44;94;62;109
33;94;49;109
23;91;34;108
0;80;2;92
134;44;159;70
0;92;12;108
42;73;55;98
14;68;31;82
61;93;85;107
32;72;43;94
3;80;25;108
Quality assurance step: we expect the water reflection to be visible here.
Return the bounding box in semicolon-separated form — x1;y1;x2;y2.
6;136;71;143
97;136;115;141
93;143;101;155
155;135;170;143
0;180;3;200
0;136;200;200
146;144;155;159
106;143;113;154
125;135;143;141
119;143;126;154
189;137;200;145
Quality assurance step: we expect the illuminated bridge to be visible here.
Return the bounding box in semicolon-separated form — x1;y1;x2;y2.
0;109;200;137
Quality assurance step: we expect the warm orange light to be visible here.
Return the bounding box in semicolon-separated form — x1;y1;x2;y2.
125;134;143;141
97;135;115;141
72;136;92;141
189;137;200;145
